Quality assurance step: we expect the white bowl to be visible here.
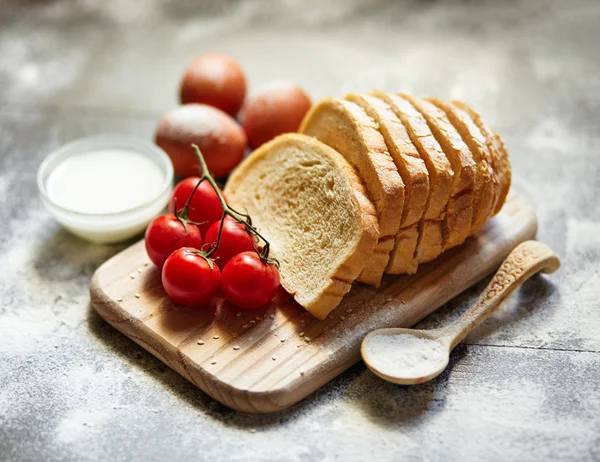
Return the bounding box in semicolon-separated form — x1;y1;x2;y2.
37;134;174;244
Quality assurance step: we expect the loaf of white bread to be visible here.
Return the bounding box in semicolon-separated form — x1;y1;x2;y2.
224;92;511;319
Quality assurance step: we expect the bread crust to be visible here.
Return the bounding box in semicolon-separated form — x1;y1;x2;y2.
452;101;511;215
491;131;512;214
299;97;405;285
224;133;379;320
372;92;454;263
427;98;497;235
405;95;476;250
344;93;429;274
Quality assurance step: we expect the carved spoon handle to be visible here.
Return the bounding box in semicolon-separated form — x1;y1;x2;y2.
439;240;560;350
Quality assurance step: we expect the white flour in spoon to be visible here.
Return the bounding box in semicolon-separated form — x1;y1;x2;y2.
366;334;448;379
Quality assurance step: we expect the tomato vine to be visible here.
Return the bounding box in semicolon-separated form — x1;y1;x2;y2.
190;145;279;269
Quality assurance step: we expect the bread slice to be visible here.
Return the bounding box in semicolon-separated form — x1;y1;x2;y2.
224;134;379;320
299;97;404;285
344;93;429;274
426;98;497;235
452;101;511;215
372;91;454;263
404;95;476;250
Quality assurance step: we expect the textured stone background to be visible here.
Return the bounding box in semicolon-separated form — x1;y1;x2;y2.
1;1;599;461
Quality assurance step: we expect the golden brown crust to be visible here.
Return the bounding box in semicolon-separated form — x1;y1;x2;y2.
388;225;419;273
299;97;405;285
491;132;512;213
344;93;429;274
416;220;443;263
452;101;511;215
372;92;454;264
405;95;476;250
427;98;497;235
345;93;429;226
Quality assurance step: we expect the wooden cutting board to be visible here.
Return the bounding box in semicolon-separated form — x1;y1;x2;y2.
90;193;537;414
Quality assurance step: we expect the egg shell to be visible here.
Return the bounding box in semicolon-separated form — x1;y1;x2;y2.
155;104;247;178
180;52;247;117
243;81;312;149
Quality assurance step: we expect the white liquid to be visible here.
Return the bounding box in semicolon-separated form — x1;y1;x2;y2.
366;334;448;379
46;149;165;214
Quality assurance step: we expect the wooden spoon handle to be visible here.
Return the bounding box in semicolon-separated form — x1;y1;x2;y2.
440;240;560;350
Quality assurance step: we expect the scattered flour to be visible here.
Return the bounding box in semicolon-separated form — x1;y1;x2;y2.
365;334;448;379
1;2;599;460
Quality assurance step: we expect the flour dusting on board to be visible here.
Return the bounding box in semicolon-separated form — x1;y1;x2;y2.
365;334;448;379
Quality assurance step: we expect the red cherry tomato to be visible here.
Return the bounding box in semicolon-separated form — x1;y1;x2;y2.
155;104;247;178
221;252;280;309
162;248;220;307
179;52;247;117
204;218;256;270
169;177;225;236
145;214;203;267
243;81;312;149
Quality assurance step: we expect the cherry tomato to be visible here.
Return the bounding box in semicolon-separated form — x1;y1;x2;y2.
204;218;256;270
169;177;225;236
155;104;247;178
243;81;312;149
145;214;204;267
179;52;247;117
162;248;220;307
221;252;280;309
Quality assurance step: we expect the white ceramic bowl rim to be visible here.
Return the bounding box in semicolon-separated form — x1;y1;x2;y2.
37;133;174;218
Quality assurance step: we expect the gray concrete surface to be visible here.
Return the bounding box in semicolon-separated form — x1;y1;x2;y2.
1;1;599;461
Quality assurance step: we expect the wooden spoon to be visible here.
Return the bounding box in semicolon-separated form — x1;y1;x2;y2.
361;240;560;385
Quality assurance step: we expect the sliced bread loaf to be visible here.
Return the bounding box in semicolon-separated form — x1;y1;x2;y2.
299;97;405;285
344;93;429;274
404;95;476;250
224;133;379;320
372;91;454;263
452;101;511;215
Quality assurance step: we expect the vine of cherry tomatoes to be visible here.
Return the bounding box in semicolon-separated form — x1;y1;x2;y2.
145;146;280;310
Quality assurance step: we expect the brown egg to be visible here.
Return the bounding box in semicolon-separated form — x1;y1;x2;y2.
243;81;312;149
179;53;247;117
155;104;247;178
